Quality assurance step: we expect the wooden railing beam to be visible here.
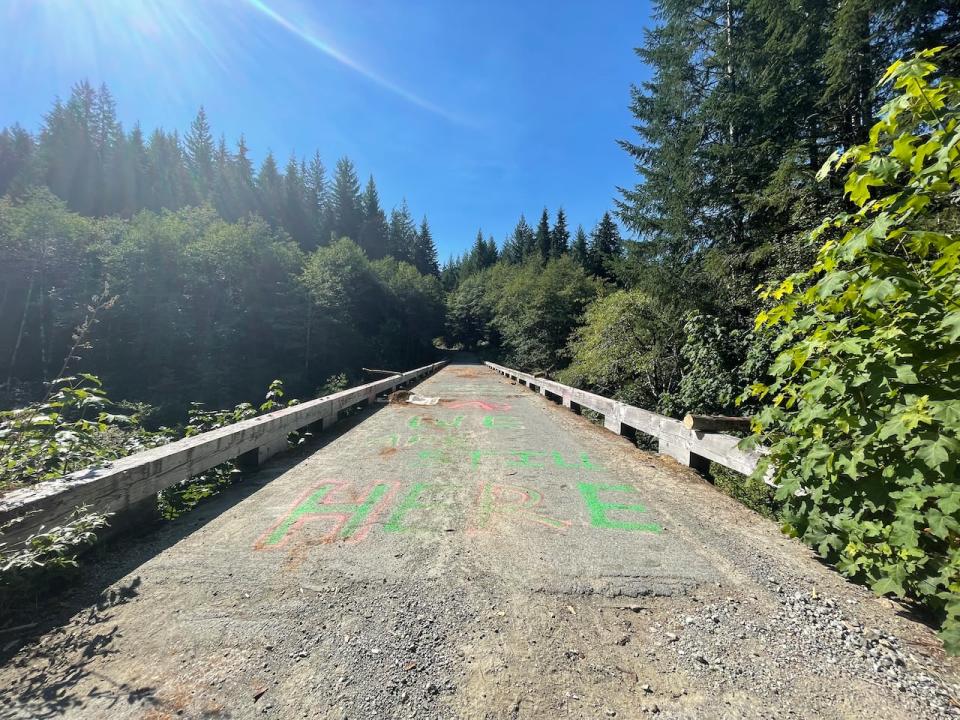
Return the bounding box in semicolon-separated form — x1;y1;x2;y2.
0;361;447;549
486;361;766;481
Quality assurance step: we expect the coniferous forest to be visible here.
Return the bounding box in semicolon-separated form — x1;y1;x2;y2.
2;1;960;646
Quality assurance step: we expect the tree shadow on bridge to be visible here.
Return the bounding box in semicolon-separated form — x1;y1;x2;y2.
0;403;383;717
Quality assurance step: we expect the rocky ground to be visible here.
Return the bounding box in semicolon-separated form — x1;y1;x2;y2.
0;362;957;719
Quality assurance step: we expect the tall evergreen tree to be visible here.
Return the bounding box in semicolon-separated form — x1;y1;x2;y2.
234;134;254;190
256;151;283;226
503;214;535;263
472;230;498;271
570;225;589;267
550;208;570;257
486;235;499;265
93;84;123;215
589;212;622;277
0;124;35;197
359;175;389;259
209;134;230;218
331;156;362;242
145;129;190;211
306;151;329;244
40;82;98;215
388;199;416;264
105;123;142;217
282;154;313;248
535;207;552;260
123;123;150;213
412;216;440;276
185;106;215;197
459;230;485;277
216;134;255;221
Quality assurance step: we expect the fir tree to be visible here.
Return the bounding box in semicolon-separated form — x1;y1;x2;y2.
306;151;329;244
486;235;499;265
93;84;123;214
503;214;534;263
234;134;254;189
331;156;362;242
388;199;416;263
125;123;150;213
535;207;551;260
256;151;283;226
589;212;622;277
40;82;98;215
0;124;34;197
145;128;190;211
283;154;313;248
359;175;389;259
570;224;589;267
550;208;570;257
412;216;440;276
185;106;215;197
217;134;255;222
475;230;498;269
461;229;497;277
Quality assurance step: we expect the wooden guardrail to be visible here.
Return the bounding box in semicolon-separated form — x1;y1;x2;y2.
485;361;766;479
0;361;446;549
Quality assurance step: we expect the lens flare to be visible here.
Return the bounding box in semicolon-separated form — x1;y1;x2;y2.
5;0;464;125
238;0;465;124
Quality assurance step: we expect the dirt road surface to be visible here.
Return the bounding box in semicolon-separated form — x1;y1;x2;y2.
2;361;957;719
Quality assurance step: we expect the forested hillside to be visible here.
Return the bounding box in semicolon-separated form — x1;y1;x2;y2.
0;84;443;419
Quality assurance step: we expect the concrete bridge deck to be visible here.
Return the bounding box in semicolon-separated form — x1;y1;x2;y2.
1;361;956;719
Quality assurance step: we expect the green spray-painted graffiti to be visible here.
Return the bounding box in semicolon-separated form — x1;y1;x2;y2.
472;482;570;532
255;481;393;548
577;482;661;533
384;482;449;533
461;449;601;471
256;480;661;548
408;415;465;430
481;415;524;430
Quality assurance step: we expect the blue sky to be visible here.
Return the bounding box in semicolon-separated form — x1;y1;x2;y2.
0;0;654;259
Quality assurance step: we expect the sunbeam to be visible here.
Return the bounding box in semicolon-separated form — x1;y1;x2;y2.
238;0;466;125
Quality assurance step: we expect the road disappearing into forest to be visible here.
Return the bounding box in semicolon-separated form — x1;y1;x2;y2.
1;362;957;719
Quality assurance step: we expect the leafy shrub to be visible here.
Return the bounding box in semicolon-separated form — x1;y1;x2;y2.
318;373;349;396
675;313;753;415
158;380;299;519
0;373;164;493
1;374;300;585
492;257;598;372
0;507;110;611
745;49;960;651
710;464;780;519
561;288;682;411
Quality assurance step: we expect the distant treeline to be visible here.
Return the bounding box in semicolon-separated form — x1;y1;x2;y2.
0;81;440;271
